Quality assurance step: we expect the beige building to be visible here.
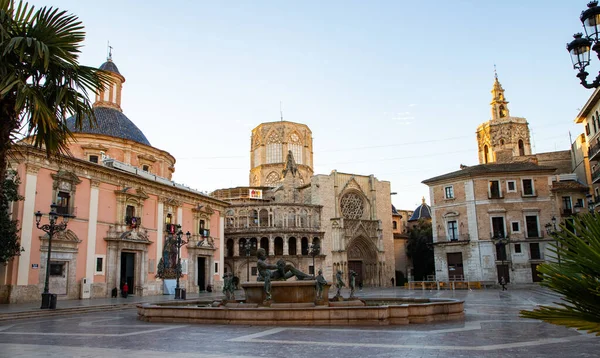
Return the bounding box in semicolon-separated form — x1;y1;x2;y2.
214;120;395;286
574;88;600;205
392;205;412;283
422;74;588;284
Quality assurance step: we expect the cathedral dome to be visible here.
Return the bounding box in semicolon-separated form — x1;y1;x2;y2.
408;197;431;222
66;107;151;146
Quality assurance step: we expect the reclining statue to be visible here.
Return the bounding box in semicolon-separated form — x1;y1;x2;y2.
256;248;312;300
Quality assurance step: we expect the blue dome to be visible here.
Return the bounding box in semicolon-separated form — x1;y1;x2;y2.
408;198;431;222
66;106;151;146
99;60;121;76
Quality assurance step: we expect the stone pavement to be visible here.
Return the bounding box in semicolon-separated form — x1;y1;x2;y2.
0;286;598;357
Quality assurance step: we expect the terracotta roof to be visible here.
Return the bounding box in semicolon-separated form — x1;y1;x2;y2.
551;181;589;192
422;162;557;184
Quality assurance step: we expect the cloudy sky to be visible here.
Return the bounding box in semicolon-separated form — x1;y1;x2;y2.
29;0;593;209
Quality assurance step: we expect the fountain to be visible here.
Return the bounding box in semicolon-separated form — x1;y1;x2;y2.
138;249;464;325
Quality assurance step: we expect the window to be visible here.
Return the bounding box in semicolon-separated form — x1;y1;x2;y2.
393;221;398;230
50;262;64;276
514;244;522;253
489;180;501;198
56;191;70;215
525;215;539;238
484;145;490;163
562;196;572;215
309;265;314;275
447;220;458;241
511;222;520;233
142;165;149;172
288;143;303;165
444;186;454;199
566;218;575;234
266;143;282;164
530;243;541;260
95;256;105;274
522;179;534;196
125;205;135;224
89;155;99;163
507;181;516;192
251;267;257;276
214;262;219;274
576;198;584;208
518;140;525;156
491;217;505;238
586;123;591;136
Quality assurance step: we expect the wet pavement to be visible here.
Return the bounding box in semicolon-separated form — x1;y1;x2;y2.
0;287;598;357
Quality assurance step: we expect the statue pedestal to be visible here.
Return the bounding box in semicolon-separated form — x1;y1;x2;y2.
242;280;330;305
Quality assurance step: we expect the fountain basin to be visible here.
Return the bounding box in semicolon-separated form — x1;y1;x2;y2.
242;280;331;304
137;297;464;326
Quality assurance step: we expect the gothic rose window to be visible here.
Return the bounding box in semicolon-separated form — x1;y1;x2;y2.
340;192;364;219
265;171;280;186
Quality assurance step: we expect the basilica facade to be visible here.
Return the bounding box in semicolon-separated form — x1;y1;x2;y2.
1;56;228;303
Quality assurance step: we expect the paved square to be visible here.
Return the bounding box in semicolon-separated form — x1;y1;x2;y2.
0;287;598;357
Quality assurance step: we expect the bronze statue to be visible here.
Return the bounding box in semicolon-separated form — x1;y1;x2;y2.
256;248;312;300
349;270;358;298
222;272;235;301
335;270;345;298
315;269;327;300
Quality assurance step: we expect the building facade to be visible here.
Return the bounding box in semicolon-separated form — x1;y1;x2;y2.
0;56;228;303
215;120;396;286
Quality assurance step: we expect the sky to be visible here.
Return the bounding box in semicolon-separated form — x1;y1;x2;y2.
27;0;596;210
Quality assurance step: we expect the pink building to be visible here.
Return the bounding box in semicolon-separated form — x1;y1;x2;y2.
1;55;228;303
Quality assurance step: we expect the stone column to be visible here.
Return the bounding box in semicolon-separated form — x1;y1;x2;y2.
283;236;289;255
17;164;39;286
85;180;100;283
156;201;164;280
268;236;275;256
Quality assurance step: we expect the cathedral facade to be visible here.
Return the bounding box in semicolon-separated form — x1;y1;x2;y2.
214;121;395;286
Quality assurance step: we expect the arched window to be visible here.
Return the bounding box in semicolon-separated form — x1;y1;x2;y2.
393;221;398;230
266;131;282;164
288;237;297;255
239;238;247;255
226;210;235;228
274;237;283;255
259;209;269;227
249;209;259;227
301;237;309;255
250;238;258;255
484;145;489;164
288;132;303;164
288;209;296;227
260;237;269;253
265;171;280;187
226;239;234;257
518;140;525;156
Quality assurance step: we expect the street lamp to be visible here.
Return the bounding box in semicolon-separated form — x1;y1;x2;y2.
545;216;561;264
566;1;600;88
174;225;191;299
309;242;320;277
244;240;255;282
35;204;70;309
492;233;510;281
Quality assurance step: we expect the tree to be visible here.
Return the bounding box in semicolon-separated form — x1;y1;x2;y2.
406;219;434;281
0;0;111;196
0;170;23;263
520;213;600;336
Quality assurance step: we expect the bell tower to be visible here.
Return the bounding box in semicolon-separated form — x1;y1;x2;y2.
94;48;125;112
476;71;532;164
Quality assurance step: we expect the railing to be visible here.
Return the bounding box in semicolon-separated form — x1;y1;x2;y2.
592;168;600;183
436;234;470;243
488;193;504;199
560;208;573;216
55;206;77;217
125;216;141;227
589;142;600;160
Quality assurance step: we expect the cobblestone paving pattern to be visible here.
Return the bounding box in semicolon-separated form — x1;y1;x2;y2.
0;288;598;357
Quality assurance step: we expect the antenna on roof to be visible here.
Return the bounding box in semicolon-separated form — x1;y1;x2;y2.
107;41;113;61
280;101;283;121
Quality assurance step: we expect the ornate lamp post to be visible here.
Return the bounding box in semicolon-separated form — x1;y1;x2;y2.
174;225;191;299
309;242;320;277
545;216;561;264
567;1;600;88
35;204;70;309
244;240;255;282
492;233;510;282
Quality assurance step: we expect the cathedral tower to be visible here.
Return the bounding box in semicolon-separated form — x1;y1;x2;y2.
476;72;532;164
249;121;314;186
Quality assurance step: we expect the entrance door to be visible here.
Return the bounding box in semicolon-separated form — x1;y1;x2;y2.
197;257;206;291
348;260;363;287
497;264;510;283
120;252;135;295
531;264;542;282
447;253;464;281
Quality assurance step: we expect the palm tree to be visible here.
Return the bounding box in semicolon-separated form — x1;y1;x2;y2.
520;213;600;336
0;0;111;194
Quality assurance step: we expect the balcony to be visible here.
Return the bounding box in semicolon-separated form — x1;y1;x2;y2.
592;168;600;184
125;216;141;228
433;233;470;245
589;142;600;161
560;208;573;216
55;206;77;217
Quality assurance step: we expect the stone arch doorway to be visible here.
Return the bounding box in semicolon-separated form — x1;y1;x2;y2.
347;236;379;287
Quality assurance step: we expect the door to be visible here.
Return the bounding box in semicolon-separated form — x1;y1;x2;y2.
447;253;464;281
497;264;510;283
197;257;206;291
348;260;363;287
531;264;542;282
120;252;135;295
